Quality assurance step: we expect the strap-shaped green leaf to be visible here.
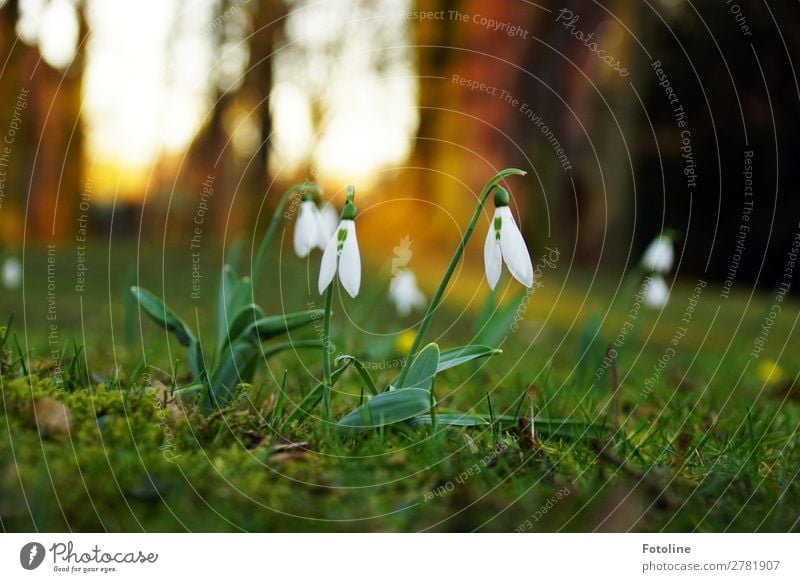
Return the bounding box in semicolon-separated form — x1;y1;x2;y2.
189;340;206;383
217;270;254;350
216;265;239;348
337;388;431;433
335;354;378;395
222;303;265;348
204;338;259;412
281;361;352;428
130;286;194;347
227;275;253;315
437;345;502;373
240;310;323;344
410;413;488;427
392;342;439;390
261;339;324;360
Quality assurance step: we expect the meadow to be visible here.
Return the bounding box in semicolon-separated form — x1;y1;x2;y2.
1;232;798;532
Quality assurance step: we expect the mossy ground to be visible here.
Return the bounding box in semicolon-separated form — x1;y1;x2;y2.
1;244;798;531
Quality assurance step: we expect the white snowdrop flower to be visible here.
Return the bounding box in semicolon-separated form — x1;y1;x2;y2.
2;256;21;290
483;187;534;290
293;199;325;258
643;274;669;308
389;268;426;317
318;188;360;297
318;203;338;243
641;234;674;274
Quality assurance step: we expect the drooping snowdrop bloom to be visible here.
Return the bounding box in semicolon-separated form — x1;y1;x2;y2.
389;268;426;316
643;274;669;308
318;187;360;297
641;234;674;274
2;256;21;290
318;203;338;241
293;196;327;258
483;187;534;290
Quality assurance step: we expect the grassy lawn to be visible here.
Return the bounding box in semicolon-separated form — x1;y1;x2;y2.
1;242;799;532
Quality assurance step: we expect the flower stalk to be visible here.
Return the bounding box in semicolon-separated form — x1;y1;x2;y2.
321;281;334;421
396;168;526;387
252;181;321;289
318;185;360;421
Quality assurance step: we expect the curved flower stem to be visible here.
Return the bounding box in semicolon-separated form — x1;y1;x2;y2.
395;168;527;387
321;282;334;421
251;181;321;289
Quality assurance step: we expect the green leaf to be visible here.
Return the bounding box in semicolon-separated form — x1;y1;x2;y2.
222;303;265;348
335;355;378;395
410;413;488;427
337;388;431;433
575;311;603;387
240;310;323;344
130;286;194;347
437;345;502;373
474;288;527;347
216;265;238;348
204;339;259;412
227;276;253;315
281;361;352;428
175;383;204;402
189;340;206;383
217;264;252;350
393;342;439;390
261;339;324;359
270;370;289;426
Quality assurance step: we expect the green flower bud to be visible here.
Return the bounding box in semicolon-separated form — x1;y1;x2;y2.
342;185;357;220
493;186;510;207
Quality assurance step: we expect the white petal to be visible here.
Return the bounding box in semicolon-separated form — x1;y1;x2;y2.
294;201;320;258
338;220;361;298
641;236;674;274
318;203;338;248
497;207;534;287
318;228;339;294
484;211;502;290
393;293;413;317
644;275;669;308
390;269;426;316
409;287;426;310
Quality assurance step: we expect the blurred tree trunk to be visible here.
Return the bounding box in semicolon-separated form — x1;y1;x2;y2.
0;0;85;242
242;0;285;198
183;0;285;238
398;0;542;265
540;0;636;267
0;0;24;242
402;0;636;268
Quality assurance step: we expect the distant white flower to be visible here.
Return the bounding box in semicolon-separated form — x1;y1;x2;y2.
483;190;534;290
641;234;674;274
318;203;338;241
643;274;669;308
293;200;327;258
2;256;21;290
389;269;426;316
318;191;360;297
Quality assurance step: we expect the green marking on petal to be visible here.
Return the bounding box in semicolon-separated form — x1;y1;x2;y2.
337;226;348;251
494;216;502;241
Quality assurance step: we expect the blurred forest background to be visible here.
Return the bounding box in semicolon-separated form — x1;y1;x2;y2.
1;0;798;288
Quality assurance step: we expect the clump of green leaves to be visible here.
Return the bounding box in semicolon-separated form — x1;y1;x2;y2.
131;183;323;413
